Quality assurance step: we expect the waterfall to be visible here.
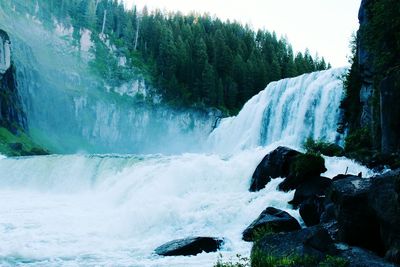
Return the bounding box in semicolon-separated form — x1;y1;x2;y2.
0;149;371;267
208;68;346;154
0;2;363;267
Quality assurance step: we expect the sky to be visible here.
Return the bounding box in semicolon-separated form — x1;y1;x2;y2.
123;0;361;67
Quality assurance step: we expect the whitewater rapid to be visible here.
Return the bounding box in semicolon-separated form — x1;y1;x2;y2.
0;61;373;266
0;147;371;267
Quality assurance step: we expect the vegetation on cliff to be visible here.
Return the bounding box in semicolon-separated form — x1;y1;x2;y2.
342;0;400;162
19;0;329;114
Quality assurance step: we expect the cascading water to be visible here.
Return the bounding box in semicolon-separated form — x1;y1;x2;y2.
0;66;372;266
0;2;372;267
207;68;346;154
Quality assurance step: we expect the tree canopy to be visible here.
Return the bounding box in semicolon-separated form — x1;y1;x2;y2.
25;0;330;113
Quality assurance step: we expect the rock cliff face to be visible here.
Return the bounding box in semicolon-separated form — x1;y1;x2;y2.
0;29;26;133
380;69;400;153
358;0;375;130
349;0;400;155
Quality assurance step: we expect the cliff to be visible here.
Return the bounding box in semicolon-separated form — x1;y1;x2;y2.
0;29;26;132
0;29;47;156
342;0;400;162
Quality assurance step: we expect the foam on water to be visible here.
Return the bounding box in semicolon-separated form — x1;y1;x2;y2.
0;147;293;266
0;143;371;267
208;68;346;154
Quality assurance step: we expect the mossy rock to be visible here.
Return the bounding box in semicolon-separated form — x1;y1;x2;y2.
279;153;327;192
304;138;344;157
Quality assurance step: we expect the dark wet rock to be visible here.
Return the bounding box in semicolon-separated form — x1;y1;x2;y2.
249;146;301;192
242;207;300;242
339;245;398;267
380;69;400;154
154;237;223;256
278;153;327;192
299;197;325;227
290;176;332;207
252;226;337;263
332;174;360;182
288;175;331;226
328;169;400;264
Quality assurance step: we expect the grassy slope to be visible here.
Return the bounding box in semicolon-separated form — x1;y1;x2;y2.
0;127;49;156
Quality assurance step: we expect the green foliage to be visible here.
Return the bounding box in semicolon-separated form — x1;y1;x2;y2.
341;34;362;131
303;137;344;157
344;127;372;154
341;0;400;155
214;254;250;267
320;255;349;267
26;0;330;113
290;153;327;178
0;127;49;156
363;0;400;79
250;250;318;267
252;225;275;241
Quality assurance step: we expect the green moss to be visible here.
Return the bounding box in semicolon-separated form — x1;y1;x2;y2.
250;250;318;267
303;137;344;157
290;153;327;178
344;127;372;154
0;127;49;157
320;255;349;267
252;225;275;242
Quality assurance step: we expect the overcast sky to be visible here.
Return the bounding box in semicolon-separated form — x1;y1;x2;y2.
123;0;361;67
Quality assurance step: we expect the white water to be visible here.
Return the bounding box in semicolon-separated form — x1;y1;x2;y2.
0;68;371;266
0;3;371;267
208;68;345;154
0;145;370;267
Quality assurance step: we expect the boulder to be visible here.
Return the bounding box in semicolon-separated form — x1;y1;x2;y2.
278;153;327;192
339;246;398;267
249;146;300;192
299;197;325;227
252;226;337;266
154;237;223;256
290;176;332;207
329;175;383;254
328;169;400;263
242;207;301;242
288;176;332;226
332;174;360;182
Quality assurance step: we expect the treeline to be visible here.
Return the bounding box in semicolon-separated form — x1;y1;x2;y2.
28;0;330;112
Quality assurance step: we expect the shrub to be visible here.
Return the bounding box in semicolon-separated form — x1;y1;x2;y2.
320;255;349;267
303;137;344;157
290;153;327;178
252;225;275;242
250;250;318;267
344;127;372;153
214;254;250;267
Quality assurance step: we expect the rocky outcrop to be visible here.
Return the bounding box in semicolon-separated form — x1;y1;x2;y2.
252;226;338;266
154;237;223;256
340;246;398;267
0;30;11;74
358;0;375;130
249;146;300;192
242;207;301;242
0;29;26;132
380;68;400;154
250;147;331;226
329;170;400;263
